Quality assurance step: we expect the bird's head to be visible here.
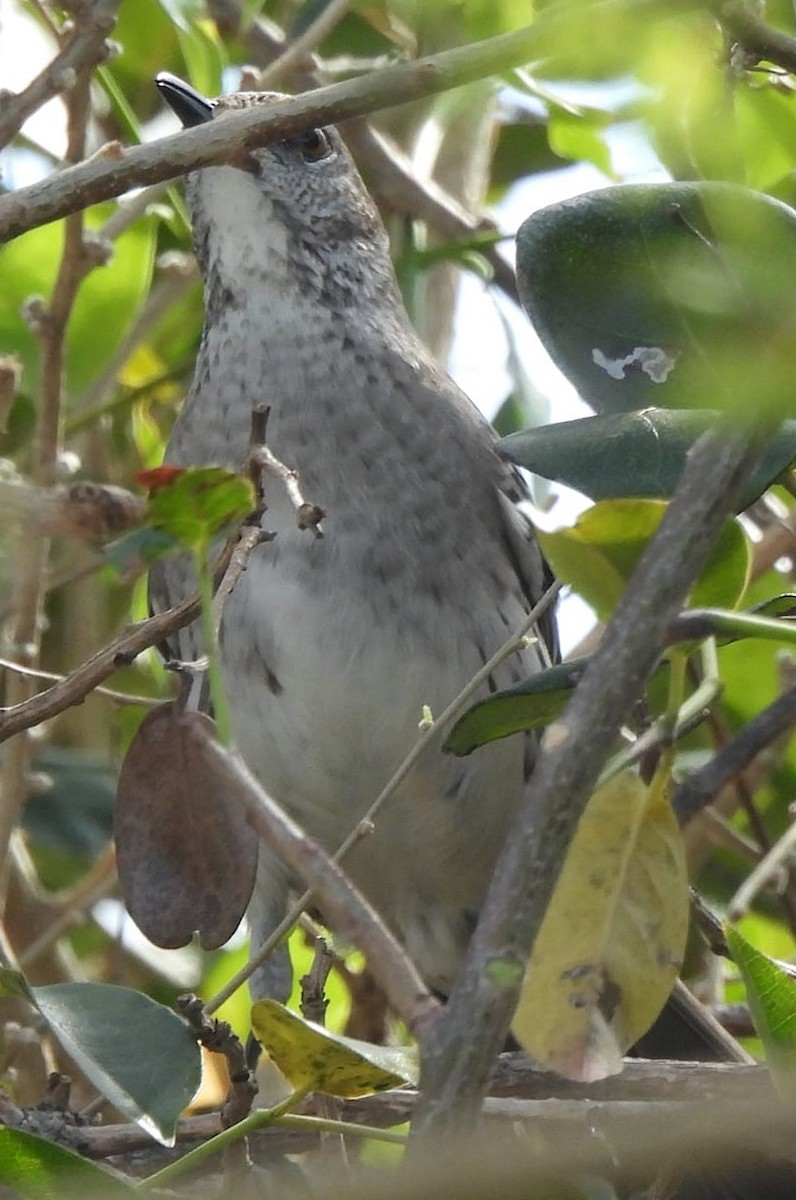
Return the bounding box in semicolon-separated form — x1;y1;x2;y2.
156;73;397;312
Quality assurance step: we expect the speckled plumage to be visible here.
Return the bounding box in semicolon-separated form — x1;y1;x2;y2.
151;83;556;1000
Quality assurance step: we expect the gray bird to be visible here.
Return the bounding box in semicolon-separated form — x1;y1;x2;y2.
150;73;557;1004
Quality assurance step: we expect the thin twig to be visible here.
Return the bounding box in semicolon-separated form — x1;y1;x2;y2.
19;847;117;969
211;525;272;639
0;533;240;744
258;0;354;87
675;684;796;823
0;597;195;743
0;0;120;149
728;815;796;919
251;445;325;534
0;656;157;708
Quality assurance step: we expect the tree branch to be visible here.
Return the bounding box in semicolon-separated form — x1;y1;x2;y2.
0;3;628;243
0;0;121;150
412;425;765;1138
719;1;796;74
674;684;796;824
0;478;146;541
0;594;199;744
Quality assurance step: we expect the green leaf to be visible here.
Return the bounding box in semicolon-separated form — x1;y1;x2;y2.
547;108;614;177
500;408;796;509
0;977;201;1146
145;466;255;551
110;0;182;100
0;967;33;1001
0;1128;135;1199
749;594;796;621
173;10;226;98
515;181;796;418
536;499;750;622
726;926;796;1098
445;659;589;756
102;526;181;577
673;608;796;650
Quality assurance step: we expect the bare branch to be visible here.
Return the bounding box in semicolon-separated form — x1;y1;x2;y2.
675;684;796;824
251;445;325;535
8;1060;783;1178
177;995;257;1128
0;11;588;243
0;0;121;150
729;807;796;919
720;0;796;74
0;479;146;541
0;32;100;908
0;656;157;708
258;0;353;88
0;594;199;745
242;9;520;303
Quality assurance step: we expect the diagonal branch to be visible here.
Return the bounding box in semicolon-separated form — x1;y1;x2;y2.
0;594;199;745
0;0;650;244
719;1;796;74
0;0;121;150
412;424;766;1137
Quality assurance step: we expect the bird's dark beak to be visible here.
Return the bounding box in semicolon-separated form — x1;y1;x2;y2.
156;72;215;128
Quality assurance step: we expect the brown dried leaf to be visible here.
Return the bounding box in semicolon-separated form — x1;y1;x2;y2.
115;704;257;950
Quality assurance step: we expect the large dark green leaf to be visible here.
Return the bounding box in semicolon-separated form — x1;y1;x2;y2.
0;972;200;1146
515;182;796;418
445;659;589;756
500;408;796;508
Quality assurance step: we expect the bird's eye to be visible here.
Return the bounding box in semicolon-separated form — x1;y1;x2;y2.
293;128;333;163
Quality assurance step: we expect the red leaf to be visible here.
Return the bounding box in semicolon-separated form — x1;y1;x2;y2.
134;466;186;494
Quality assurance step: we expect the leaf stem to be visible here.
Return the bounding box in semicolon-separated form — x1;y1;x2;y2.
140;1085;313;1188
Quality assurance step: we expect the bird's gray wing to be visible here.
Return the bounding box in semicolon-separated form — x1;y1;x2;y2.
496;469;559;666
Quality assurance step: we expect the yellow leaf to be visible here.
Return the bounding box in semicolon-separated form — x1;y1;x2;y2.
251;999;418;1098
512;771;688;1081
